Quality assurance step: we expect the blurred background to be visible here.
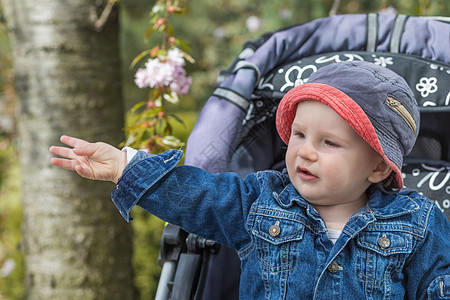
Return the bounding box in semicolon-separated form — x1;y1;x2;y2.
0;0;448;298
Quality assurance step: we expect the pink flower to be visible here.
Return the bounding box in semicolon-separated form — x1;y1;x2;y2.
135;68;150;88
134;47;192;96
150;60;174;87
167;48;185;67
170;74;192;95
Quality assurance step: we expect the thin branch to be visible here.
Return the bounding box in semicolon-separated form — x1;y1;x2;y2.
161;0;172;50
95;0;116;32
329;0;341;16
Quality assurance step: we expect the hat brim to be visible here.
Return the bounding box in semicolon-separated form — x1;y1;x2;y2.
276;83;403;189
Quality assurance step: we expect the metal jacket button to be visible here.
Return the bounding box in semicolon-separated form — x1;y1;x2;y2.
269;221;281;237
327;260;341;274
378;234;391;249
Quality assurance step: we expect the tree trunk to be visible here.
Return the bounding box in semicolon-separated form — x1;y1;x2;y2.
1;0;135;298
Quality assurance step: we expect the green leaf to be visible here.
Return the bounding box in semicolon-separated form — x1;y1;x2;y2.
162;136;185;147
157;24;166;32
172;6;187;15
144;26;154;39
122;134;136;148
149;15;160;25
168;113;185;126
130;49;153;69
130;101;147;113
149;89;162;100
165;122;173;135
175;41;194;62
157;118;164;132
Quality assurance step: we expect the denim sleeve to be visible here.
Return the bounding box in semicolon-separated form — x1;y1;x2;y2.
111;149;260;250
403;204;450;299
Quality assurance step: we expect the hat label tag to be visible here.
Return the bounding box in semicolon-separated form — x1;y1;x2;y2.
386;96;417;134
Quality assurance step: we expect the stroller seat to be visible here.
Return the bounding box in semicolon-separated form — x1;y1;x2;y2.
157;14;450;299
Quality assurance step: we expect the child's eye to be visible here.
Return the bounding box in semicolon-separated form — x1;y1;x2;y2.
325;140;339;147
294;131;305;138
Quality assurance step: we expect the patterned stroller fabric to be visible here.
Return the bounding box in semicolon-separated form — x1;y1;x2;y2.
175;14;450;299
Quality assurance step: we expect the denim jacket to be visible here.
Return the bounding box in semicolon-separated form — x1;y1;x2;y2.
112;150;450;299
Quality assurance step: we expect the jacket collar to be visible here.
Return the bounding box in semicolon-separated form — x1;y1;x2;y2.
275;183;419;219
275;183;308;209
367;188;420;218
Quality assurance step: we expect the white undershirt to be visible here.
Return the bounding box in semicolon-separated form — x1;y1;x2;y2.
327;229;342;244
122;147;138;164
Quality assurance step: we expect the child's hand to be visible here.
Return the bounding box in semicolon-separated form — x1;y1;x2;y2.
49;135;127;183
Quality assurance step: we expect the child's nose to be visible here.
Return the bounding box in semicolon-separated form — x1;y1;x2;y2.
297;141;318;161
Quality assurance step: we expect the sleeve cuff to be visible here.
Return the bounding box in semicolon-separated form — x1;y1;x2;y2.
111;149;183;222
121;147;139;164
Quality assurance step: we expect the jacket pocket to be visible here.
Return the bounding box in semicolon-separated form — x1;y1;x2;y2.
356;231;413;287
252;212;304;273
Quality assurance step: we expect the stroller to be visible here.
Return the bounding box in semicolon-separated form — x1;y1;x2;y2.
156;14;450;299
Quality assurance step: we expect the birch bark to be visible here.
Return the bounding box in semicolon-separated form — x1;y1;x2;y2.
1;0;135;298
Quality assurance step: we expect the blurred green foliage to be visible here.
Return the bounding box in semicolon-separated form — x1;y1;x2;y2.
0;144;24;299
0;0;448;298
0;7;24;298
120;0;449;114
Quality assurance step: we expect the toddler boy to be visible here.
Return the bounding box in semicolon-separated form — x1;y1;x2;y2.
50;61;450;299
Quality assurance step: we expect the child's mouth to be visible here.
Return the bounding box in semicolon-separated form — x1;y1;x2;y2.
297;167;318;180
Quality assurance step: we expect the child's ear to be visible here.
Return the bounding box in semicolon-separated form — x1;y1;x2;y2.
368;159;393;184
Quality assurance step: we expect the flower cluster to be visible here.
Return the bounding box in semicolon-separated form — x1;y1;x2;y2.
134;48;192;100
123;0;191;153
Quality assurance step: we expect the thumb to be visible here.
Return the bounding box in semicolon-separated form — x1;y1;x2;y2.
74;164;94;179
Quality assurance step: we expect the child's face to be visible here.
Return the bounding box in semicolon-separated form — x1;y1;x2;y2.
285;100;384;209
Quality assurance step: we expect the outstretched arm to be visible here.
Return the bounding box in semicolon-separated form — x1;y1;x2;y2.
49;135;127;183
